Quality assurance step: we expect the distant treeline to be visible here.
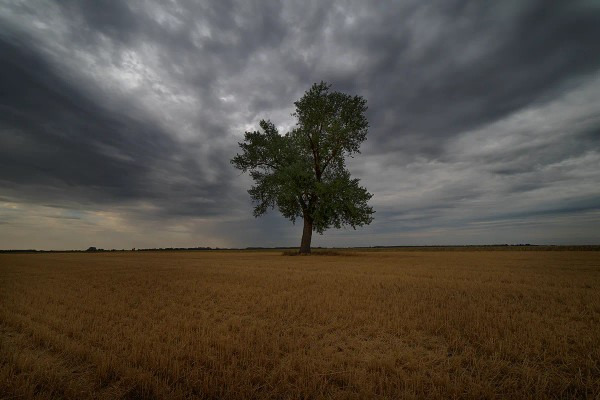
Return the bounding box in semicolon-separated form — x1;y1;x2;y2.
0;247;216;253
0;246;298;253
1;244;599;253
353;245;600;252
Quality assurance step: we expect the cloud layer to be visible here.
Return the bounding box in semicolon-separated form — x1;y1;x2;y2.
1;0;599;249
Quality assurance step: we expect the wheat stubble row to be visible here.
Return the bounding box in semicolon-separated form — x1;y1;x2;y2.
1;250;599;399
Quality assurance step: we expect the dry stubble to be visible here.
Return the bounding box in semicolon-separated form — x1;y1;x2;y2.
0;250;599;399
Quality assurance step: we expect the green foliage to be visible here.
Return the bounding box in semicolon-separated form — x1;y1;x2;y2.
231;82;374;235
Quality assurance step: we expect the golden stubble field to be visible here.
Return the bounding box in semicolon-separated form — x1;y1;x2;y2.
0;250;599;399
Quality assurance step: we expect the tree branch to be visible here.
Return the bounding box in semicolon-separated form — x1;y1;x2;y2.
305;126;321;181
255;161;279;170
321;137;341;173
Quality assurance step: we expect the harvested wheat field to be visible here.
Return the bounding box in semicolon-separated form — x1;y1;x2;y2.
1;250;599;399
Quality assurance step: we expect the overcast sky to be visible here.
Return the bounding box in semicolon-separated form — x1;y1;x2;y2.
1;1;599;250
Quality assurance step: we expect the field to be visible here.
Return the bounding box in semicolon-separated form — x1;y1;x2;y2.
1;250;599;399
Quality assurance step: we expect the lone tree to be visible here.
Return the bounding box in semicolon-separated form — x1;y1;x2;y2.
231;82;374;254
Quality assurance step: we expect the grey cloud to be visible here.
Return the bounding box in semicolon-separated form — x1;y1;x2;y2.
0;33;234;218
1;0;599;248
339;1;600;156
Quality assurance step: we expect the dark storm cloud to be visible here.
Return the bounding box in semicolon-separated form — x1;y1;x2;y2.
1;0;599;248
0;33;233;217
340;1;600;157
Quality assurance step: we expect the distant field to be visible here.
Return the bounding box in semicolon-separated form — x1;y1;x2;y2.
1;250;599;399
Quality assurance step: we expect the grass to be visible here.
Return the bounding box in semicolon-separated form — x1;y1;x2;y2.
281;250;349;256
1;250;599;399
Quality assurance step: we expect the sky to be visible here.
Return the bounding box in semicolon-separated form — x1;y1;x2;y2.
1;1;600;250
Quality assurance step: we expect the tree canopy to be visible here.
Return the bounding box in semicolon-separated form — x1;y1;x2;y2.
231;82;374;253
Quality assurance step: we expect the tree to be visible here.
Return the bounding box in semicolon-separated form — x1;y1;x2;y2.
231;82;374;254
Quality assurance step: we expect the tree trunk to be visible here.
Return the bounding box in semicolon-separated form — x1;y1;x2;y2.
299;216;313;254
